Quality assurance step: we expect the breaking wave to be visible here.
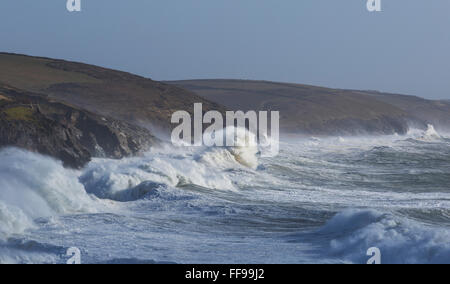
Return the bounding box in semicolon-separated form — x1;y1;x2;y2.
81;128;262;201
0;148;101;240
80;147;248;201
422;124;441;140
319;209;450;264
0;128;261;234
407;124;446;142
1;125;450;264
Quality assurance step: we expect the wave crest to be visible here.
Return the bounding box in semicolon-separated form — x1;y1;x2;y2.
320;209;450;264
0;148;101;239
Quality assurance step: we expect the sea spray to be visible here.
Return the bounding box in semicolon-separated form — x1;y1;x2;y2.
421;124;441;140
80;144;252;201
1;131;450;263
204;127;260;169
0;148;101;238
319;209;450;264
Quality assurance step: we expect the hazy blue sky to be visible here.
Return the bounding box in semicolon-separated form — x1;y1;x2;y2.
1;0;449;99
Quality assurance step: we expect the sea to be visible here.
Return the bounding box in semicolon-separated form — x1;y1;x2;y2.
1;125;449;264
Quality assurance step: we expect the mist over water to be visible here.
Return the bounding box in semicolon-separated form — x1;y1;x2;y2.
1;126;449;264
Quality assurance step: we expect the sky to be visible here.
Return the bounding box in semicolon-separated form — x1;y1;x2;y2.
0;0;449;99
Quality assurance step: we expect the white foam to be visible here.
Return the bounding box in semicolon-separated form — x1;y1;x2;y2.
421;124;441;140
203;126;260;169
0;201;35;239
320;209;450;264
406;124;444;142
0;245;59;264
0;148;102;239
80;145;247;201
1;130;449;263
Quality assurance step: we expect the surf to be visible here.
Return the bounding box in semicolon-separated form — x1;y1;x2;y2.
1;128;449;263
0;147;103;239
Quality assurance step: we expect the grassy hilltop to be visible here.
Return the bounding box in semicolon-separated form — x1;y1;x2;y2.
168;79;450;135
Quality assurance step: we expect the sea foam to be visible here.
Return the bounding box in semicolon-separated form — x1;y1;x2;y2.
320;209;450;264
0;148;101;239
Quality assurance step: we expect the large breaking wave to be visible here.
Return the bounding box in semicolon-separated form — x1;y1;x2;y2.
0;130;261;237
0;148;101;240
0;125;449;263
318;209;450;264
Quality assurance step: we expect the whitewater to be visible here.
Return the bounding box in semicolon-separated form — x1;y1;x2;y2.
1;125;450;264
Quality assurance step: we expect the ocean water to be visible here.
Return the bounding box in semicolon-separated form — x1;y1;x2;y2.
1;125;449;264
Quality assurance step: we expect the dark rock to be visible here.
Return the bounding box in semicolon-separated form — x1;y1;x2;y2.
0;86;157;169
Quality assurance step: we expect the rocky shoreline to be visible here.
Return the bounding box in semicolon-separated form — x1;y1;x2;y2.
0;85;157;168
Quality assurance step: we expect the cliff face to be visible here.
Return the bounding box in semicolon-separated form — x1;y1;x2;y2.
0;52;224;169
1;53;446;168
0;85;157;168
